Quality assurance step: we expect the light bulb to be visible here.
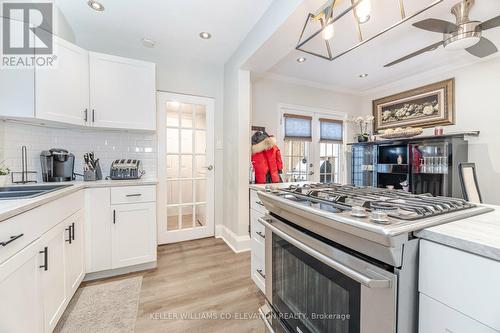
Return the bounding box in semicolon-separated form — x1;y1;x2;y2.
322;23;335;40
356;0;371;24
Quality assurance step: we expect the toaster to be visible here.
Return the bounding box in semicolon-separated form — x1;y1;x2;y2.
109;159;145;180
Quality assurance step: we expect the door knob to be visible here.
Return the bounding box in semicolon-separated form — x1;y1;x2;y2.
309;171;314;175
206;165;214;171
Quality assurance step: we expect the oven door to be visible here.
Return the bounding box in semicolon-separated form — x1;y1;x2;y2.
260;215;397;333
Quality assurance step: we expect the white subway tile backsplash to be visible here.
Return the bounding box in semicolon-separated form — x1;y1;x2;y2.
0;121;157;182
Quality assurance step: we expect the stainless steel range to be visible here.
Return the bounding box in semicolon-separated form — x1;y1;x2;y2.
257;183;492;333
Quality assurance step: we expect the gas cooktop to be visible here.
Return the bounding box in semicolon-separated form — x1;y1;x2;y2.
277;183;475;222
258;183;493;240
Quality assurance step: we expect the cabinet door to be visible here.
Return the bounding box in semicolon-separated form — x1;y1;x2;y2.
35;33;89;126
85;188;112;273
112;202;156;268
0;240;43;333
64;210;85;297
39;223;67;333
89;51;156;130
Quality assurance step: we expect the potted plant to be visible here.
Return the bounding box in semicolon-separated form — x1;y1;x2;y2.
0;161;10;187
353;115;374;142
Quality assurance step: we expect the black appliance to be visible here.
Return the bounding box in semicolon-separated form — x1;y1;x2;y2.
40;149;75;182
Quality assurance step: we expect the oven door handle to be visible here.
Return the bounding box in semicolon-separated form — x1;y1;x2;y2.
260;217;392;289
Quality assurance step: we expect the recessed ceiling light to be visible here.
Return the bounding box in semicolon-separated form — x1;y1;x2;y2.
199;32;212;40
88;0;104;11
142;38;156;48
297;57;307;63
359;73;368;78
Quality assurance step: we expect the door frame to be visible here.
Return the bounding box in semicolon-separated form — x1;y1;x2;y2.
276;103;348;184
157;91;215;244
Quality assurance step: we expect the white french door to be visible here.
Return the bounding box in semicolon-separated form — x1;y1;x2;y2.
157;92;215;244
278;105;346;184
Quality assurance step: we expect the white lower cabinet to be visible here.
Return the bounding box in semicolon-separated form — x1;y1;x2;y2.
86;186;157;274
64;210;85;297
0;240;44;333
39;222;67;333
112;203;156;268
249;189;266;293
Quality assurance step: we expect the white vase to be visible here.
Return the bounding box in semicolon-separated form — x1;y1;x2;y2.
0;174;10;187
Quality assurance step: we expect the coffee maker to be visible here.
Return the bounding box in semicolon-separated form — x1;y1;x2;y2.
40;149;75;182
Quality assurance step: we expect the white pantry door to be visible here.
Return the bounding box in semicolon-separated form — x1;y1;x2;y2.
157;92;215;244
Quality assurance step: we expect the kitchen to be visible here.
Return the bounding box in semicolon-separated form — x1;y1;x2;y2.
1;0;500;333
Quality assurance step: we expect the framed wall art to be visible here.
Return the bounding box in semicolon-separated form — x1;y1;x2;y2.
373;78;455;132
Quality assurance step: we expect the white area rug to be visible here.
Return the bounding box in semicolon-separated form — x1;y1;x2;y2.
54;276;143;333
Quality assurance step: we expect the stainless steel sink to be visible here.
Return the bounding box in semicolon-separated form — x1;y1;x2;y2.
0;184;73;200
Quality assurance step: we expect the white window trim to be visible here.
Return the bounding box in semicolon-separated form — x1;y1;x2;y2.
276;103;348;184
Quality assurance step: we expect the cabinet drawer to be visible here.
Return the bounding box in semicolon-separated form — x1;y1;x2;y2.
251;251;266;293
250;190;267;214
250;210;265;241
420;240;500;331
419;293;497;333
0;190;83;265
111;185;156;205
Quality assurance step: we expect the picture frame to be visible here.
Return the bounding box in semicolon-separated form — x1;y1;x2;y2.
372;78;455;132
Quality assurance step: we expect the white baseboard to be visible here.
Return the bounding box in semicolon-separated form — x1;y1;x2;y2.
215;224;251;253
83;261;157;281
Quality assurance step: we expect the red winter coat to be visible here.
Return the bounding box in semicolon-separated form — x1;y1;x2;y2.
251;137;283;184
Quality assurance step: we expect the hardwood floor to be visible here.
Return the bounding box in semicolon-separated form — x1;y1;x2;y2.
97;237;265;333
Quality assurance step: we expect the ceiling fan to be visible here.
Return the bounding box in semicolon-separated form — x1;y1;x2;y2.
385;0;500;67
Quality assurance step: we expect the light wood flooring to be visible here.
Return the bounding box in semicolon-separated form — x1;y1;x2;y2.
85;237;266;333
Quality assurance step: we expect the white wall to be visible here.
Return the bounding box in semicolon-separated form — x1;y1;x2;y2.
252;77;364;140
362;56;500;205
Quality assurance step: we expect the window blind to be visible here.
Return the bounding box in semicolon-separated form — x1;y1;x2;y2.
284;114;312;141
319;118;343;142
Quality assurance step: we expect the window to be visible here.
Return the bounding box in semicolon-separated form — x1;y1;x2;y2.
282;114;312;182
280;109;345;184
319;118;343;183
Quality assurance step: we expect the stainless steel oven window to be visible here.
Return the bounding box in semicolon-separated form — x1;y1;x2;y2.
272;233;361;333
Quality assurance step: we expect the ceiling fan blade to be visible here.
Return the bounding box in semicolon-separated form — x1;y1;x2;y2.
384;41;444;67
413;19;459;33
478;15;500;31
465;37;498;58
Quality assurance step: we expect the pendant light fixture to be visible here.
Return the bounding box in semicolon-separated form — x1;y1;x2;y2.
355;0;371;24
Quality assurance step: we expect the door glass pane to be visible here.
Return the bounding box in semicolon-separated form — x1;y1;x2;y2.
195;105;206;129
167;206;180;231
166;102;180;127
194;155;206;177
195;130;206;154
166;181;180;204
166;155;179;178
180;205;194;229
181;104;193;127
166;129;179;153
195;179;206;203
180;156;192;178
180;179;193;204
181;130;193;153
195;205;206;226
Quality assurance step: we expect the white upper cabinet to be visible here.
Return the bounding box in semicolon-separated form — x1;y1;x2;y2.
0;17;35;119
35;34;89;126
89;52;156;131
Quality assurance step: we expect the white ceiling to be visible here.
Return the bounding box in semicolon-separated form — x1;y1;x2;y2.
55;0;274;65
267;0;500;93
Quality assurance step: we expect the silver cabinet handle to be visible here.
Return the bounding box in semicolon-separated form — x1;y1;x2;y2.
256;269;266;279
126;193;142;197
259;217;392;289
256;231;265;239
256;201;265;207
205;165;214;171
92;109;95;123
84;109;88;122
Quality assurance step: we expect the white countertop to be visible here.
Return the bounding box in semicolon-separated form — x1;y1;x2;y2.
0;178;158;223
249;181;312;191
416;205;500;262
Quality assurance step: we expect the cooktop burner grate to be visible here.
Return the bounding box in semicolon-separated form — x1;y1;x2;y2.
278;184;475;221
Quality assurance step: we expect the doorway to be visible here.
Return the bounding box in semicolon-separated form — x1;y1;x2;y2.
157;92;215;244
